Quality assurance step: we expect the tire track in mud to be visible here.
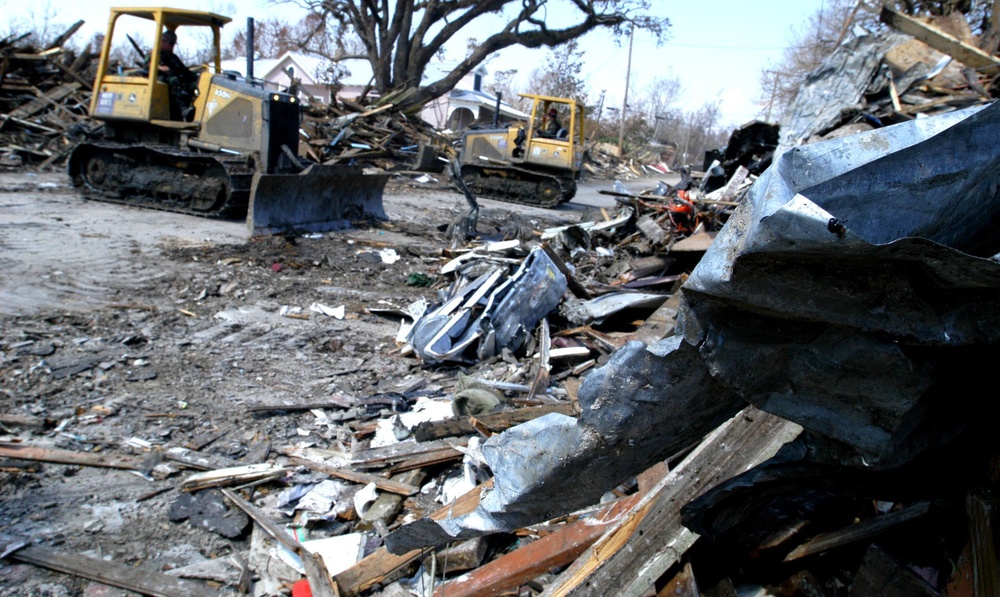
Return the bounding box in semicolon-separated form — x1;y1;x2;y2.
0;174;246;316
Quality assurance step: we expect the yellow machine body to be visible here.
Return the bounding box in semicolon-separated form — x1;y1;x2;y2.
458;94;585;207
70;7;388;235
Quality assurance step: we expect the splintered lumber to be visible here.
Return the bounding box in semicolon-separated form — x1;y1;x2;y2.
287;456;419;496
966;490;999;597
9;546;217;597
880;7;1000;76
0;442;142;470
783;501;931;562
388;449;463;473
351;438;466;472
44;20;85;51
413;404;578;442
542;243;591;299
657;562;699;597
221;488;339;597
333;479;492;596
9;82;80;119
180;463;286;491
541;407;802;597
848;544;939;597
358;469;428;531
432;493;644;597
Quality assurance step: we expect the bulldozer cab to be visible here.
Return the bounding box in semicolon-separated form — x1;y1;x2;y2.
89;8;229;124
520;94;585;171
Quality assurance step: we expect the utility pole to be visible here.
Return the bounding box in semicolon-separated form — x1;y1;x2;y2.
617;23;634;156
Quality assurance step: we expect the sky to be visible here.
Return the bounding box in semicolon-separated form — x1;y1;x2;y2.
3;0;825;129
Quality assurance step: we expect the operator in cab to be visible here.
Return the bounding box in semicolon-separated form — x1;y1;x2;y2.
537;107;561;138
155;30;198;120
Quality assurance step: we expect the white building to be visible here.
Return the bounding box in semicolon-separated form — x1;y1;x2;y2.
419;62;528;131
219;53;374;103
220;54;527;130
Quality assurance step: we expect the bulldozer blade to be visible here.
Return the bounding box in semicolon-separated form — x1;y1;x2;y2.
247;164;390;236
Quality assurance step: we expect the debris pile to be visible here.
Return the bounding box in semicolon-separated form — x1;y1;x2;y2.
0;22;96;169
299;97;451;173
778;8;998;152
387;99;1000;596
4;6;1000;597
582;141;674;180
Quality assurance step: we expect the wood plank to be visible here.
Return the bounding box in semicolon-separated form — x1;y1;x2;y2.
247;401;359;413
51;55;93;90
164;446;241;471
45;20;84;50
221;488;339;597
432;493;643;597
180;463;286;491
966;490;999;597
542;243;591;299
783;501;931;562
287;456;419;495
0;414;45;428
656;562;698;597
9;82;80;119
350;439;464;465
387;448;462;474
10;546;217;597
333;480;491;596
541;407;802;597
414;404;577;442
0;442;142;470
880;7;1000;75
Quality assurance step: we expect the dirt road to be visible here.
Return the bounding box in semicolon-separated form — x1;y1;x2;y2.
0;170;656;595
0;172;643;315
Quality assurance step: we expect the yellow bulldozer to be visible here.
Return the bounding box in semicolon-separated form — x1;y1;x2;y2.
68;7;388;235
458;93;585;208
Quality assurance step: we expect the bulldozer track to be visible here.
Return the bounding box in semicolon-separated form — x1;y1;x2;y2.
68;142;256;218
461;165;576;209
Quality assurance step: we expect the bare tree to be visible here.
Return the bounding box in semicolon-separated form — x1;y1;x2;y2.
295;0;670;110
757;0;876;121
486;68;529;111
1;1;69;48
224;18;296;59
531;39;589;101
224;13;362;61
641;76;682;126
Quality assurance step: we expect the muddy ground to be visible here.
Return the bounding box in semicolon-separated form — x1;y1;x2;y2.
0;171;649;596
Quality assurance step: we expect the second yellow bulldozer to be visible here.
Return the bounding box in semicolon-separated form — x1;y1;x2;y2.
458;93;585;208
